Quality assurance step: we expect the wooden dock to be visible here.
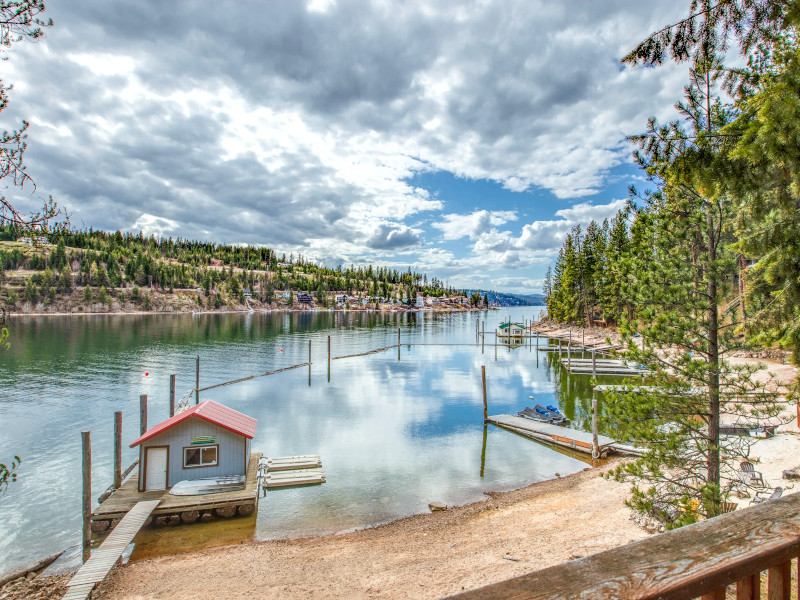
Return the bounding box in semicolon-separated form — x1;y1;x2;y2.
559;358;651;376
487;415;643;457
487;415;615;455
92;453;261;527
63;499;160;600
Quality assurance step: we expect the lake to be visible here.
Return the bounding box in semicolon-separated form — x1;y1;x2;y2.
0;306;612;572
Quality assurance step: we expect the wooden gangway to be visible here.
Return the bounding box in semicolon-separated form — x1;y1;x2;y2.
63;499;160;600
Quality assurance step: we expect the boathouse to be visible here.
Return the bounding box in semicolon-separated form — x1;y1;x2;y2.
498;322;525;337
130;400;257;492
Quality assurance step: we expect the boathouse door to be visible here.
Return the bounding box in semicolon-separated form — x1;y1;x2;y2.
145;447;168;491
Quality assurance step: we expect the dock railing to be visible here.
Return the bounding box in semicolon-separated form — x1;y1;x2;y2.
446;492;800;599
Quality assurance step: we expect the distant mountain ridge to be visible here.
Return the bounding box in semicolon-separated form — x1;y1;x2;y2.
465;290;545;307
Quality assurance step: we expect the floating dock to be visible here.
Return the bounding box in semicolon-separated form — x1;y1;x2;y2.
258;455;326;490
487;414;615;456
91;453;261;531
559;358;651;376
487;415;643;457
264;454;322;471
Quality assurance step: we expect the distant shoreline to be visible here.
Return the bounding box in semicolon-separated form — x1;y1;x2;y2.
6;305;506;319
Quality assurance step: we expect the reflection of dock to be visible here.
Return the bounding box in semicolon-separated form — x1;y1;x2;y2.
91;453;261;528
487;415;642;457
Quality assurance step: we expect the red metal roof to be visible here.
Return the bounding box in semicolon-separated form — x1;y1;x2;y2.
130;400;257;447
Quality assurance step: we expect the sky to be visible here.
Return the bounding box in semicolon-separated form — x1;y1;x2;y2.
2;0;693;295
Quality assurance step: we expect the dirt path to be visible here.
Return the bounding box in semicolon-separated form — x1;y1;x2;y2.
94;464;643;600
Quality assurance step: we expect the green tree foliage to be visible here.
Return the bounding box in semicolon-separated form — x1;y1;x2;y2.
723;35;800;365
598;3;795;524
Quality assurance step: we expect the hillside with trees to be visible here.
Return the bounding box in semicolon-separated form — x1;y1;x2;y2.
0;225;487;314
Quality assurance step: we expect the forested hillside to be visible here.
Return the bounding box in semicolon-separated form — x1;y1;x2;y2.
0;226;481;313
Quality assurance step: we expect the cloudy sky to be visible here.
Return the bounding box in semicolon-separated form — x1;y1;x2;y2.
2;1;690;295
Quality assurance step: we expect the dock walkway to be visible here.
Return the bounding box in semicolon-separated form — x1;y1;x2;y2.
487;414;615;455
63;499;160;600
487;415;643;457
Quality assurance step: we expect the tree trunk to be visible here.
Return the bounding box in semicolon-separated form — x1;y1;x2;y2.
706;203;721;509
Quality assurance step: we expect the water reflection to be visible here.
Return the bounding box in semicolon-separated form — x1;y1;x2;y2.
0;308;612;570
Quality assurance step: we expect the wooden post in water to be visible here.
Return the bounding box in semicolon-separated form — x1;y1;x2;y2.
482;321;485;353
481;365;488;421
568;330;572;369
558;338;562;358
140;394;148;435
169;374;176;417
113;412;122;489
397;327;401;360
592;349;597;377
81;431;92;563
480;423;488;478
195;355;200;405
327;335;331;382
592;395;599;460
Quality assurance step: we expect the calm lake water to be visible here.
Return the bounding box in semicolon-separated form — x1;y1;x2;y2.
0;306;614;572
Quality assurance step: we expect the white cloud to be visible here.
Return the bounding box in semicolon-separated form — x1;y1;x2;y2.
433;210;517;240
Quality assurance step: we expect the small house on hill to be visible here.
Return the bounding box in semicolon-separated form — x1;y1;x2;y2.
130;400;257;492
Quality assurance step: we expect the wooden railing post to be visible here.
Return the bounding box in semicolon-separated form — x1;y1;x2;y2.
768;562;790;600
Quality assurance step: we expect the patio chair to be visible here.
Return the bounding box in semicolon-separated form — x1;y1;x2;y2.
739;461;766;487
750;486;783;505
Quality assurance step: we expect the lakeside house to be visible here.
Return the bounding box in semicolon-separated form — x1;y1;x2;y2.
130;400;257;491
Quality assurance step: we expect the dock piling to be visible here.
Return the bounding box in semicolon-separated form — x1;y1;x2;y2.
592;350;597;377
169;374;176;417
481;365;488;421
592;396;599;459
397;328;401;360
327;335;331;381
139;394;148;435
568;330;572;369
195;356;200;405
81;431;92;563
113;412;122;489
480;423;487;478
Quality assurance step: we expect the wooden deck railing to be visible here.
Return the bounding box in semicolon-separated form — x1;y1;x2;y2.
446;492;800;599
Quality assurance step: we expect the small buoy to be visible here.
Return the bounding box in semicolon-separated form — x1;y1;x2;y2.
280;348;283;352
145;372;149;376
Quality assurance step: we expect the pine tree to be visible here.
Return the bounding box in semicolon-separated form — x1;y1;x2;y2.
606;50;787;523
